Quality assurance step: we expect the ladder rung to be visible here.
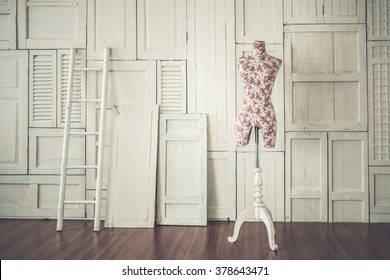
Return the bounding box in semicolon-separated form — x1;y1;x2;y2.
69;131;99;136
74;67;103;72
66;165;98;169
63;200;96;205
72;99;101;103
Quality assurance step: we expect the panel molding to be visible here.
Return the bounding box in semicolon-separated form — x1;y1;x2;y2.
157;114;207;225
0;0;16;49
87;0;136;60
17;0;86;49
367;0;390;41
369;167;390;218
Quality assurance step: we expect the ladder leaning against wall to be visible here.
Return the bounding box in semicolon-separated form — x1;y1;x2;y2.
56;47;111;232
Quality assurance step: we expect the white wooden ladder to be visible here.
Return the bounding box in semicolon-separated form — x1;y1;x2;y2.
56;47;110;232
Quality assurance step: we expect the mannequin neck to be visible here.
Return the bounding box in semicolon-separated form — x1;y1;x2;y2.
252;41;266;57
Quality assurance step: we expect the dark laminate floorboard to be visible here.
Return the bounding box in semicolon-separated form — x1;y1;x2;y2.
1;219;390;260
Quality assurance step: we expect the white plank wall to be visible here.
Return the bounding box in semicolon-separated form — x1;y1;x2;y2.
87;0;136;60
0;0;379;223
0;50;28;174
0;0;16;49
237;152;285;222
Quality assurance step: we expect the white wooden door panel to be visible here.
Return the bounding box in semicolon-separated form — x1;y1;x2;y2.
29;128;85;175
207;152;236;221
18;0;86;49
284;0;323;24
86;61;156;190
105;105;159;228
157;60;187;113
0;0;16;49
286;132;328;222
237;152;285;222
29;50;57;127
0;51;28;174
157;114;207;225
323;0;365;23
236;0;283;44
57;49;86;128
188;0;235;151
368;0;390;40
137;0;186;59
284;0;365;24
285;25;367;131
87;0;136;60
368;42;390;165
236;44;284;152
370;167;390;222
328;132;368;222
0;175;85;218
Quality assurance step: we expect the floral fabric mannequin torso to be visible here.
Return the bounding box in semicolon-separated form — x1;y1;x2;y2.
236;41;282;148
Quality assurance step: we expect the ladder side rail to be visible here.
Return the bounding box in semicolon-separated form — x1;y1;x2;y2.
94;47;111;231
57;48;76;231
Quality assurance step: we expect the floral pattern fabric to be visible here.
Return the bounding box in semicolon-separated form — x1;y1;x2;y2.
236;41;282;148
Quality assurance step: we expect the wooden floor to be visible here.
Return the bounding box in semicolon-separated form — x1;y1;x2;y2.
1;219;390;260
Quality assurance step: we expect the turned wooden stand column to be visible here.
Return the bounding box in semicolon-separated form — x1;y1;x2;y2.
228;127;278;251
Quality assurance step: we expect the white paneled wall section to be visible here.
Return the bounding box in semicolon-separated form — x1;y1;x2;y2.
0;0;384;224
367;0;390;222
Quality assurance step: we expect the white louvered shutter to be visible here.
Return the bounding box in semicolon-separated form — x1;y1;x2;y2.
29;50;57;127
57;49;86;128
157;61;187;113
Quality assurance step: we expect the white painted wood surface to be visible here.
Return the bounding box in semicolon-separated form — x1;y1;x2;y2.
284;0;365;24
137;0;187;59
328;132;368;222
29;128;85;175
0;175;85;218
286;132;328;222
157;114;207;226
207;152;236;221
236;44;284;152
285;24;367;132
323;0;365;23
17;0;86;49
157;60;187;113
86;60;156;191
105;105;159;228
29;50;56;127
0;50;28;174
87;0;136;60
370;167;390;222
57;49;86;128
367;0;390;41
188;0;235;152
368;41;390;165
235;0;283;44
237;152;285;222
0;0;16;49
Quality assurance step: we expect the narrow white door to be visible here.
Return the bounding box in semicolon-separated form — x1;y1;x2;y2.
157;114;207;225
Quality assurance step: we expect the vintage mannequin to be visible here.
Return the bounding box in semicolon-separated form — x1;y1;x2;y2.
236;41;282;148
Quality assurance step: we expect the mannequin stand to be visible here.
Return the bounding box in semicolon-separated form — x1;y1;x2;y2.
228;127;278;251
